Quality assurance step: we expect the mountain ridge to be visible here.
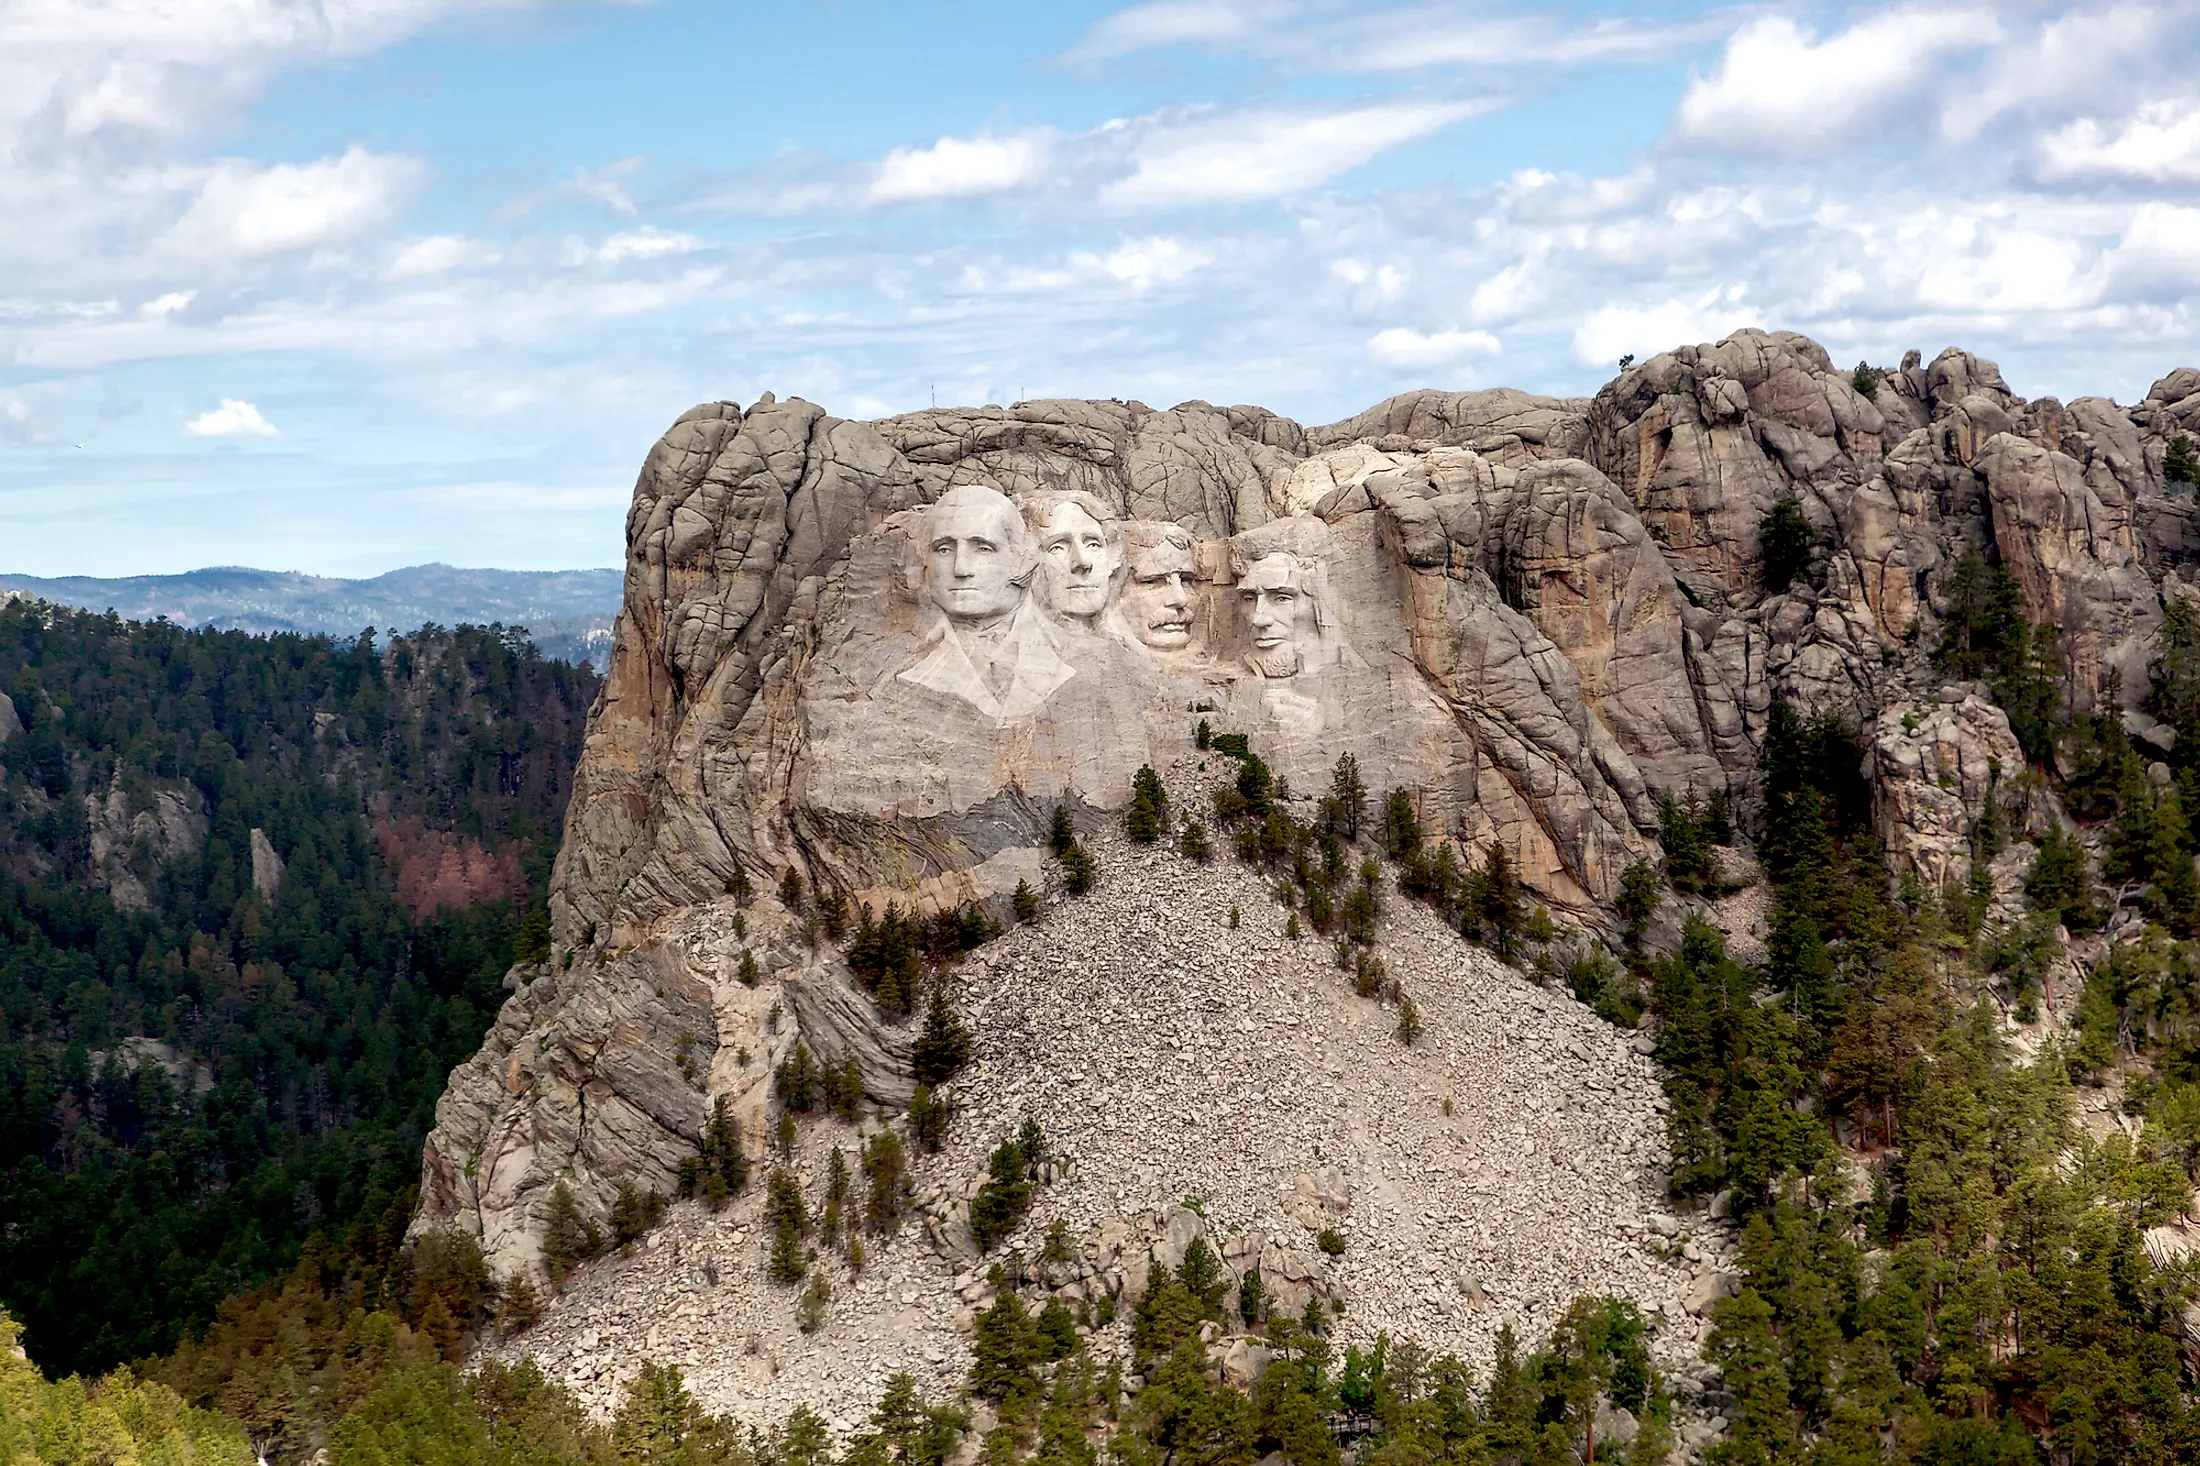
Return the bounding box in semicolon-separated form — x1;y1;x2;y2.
0;562;624;668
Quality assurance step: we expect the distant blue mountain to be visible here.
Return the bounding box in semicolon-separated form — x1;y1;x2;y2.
0;563;623;668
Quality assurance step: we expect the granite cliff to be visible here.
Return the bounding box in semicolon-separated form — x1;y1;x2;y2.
413;329;2200;1427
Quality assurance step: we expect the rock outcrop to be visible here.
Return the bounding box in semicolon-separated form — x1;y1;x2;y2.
417;329;2200;1422
85;774;207;914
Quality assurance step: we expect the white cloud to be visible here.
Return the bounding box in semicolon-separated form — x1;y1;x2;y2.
2038;100;2200;184
0;0;530;152
1671;10;1998;156
1061;0;1282;63
1092;236;1212;289
2107;203;2200;293
1367;326;1500;368
595;227;702;264
1063;0;1726;75
185;398;277;436
163;147;420;259
1951;4;2173;141
1103;99;1484;207
1;393;32;444
1571;293;1758;367
387;234;472;278
870;133;1054;203
141;290;195;317
556;157;647;216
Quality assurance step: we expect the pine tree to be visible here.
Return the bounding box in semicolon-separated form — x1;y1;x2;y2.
418;1294;463;1363
863;1129;909;1232
1012;878;1040;923
1381;788;1421;859
1049;804;1076;856
1396;994;1422;1046
541;1181;602;1285
907;1083;951;1153
2168;433;2199;488
497;1271;543;1335
1127;764;1169;844
1328;754;1366;841
766;1170;808;1283
969;1134;1035;1250
1237;1266;1267;1324
1179;818;1212;862
1061;840;1097;895
912;984;973;1086
1476;842;1523;959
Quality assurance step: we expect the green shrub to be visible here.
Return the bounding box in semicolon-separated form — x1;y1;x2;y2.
1061;840;1097;895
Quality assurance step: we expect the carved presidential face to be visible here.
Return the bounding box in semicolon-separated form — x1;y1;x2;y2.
1239;554;1321;678
1034;501;1119;621
924;493;1029;624
1124;537;1197;650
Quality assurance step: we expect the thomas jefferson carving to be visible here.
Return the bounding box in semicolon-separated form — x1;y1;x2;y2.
1023;491;1122;634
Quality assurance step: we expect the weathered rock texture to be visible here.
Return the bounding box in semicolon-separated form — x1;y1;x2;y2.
469;779;1713;1426
418;331;2200;1418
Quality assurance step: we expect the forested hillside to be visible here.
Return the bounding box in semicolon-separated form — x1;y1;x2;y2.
0;600;598;1377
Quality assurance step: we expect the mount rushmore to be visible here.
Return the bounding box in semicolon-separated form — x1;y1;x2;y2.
416;326;2200;1290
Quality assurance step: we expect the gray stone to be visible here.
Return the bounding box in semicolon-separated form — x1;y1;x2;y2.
250;828;284;903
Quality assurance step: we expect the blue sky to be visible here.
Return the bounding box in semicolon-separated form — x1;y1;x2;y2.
4;0;2199;576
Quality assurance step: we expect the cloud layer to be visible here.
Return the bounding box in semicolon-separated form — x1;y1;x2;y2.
4;0;2200;575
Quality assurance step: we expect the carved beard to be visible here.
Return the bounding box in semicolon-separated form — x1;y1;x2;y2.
1249;645;1301;678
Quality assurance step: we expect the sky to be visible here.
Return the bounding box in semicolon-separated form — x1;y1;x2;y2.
4;1;2199;577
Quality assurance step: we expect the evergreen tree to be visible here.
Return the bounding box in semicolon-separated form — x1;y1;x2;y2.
1474;842;1523;959
2167;432;2199;488
1048;804;1076;856
541;1182;602;1285
1126;765;1169;844
907;1084;950;1154
912;984;974;1086
1061;840;1098;895
1179;817;1212;862
1381;788;1421;859
766;1170;808;1283
969;1134;1036;1250
1395;995;1423;1046
1328;753;1367;841
863;1129;909;1231
1012;878;1040;923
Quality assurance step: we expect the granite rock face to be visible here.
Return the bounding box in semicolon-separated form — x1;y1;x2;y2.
418;330;2200;1301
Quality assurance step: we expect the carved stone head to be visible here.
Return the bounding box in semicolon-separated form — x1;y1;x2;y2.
1229;519;1338;679
921;485;1035;625
1119;520;1198;652
1022;490;1121;628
